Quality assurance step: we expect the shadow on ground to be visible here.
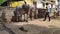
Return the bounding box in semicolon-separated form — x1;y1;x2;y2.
0;21;60;34
19;24;60;34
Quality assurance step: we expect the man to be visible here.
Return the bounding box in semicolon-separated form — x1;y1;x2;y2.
14;6;21;22
30;7;35;20
22;1;30;22
43;3;51;21
54;8;57;18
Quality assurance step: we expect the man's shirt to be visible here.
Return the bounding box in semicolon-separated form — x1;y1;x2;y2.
46;5;50;12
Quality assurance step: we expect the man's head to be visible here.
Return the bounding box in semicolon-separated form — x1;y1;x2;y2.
56;8;57;10
46;3;49;5
24;1;26;4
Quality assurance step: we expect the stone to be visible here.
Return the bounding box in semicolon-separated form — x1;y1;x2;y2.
0;31;9;34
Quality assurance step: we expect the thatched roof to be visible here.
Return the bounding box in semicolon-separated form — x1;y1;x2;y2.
0;0;24;6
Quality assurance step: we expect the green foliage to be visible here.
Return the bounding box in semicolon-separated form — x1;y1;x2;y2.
0;0;6;3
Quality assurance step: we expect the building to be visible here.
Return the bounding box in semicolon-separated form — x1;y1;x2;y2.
0;0;57;8
57;0;60;8
9;0;33;7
